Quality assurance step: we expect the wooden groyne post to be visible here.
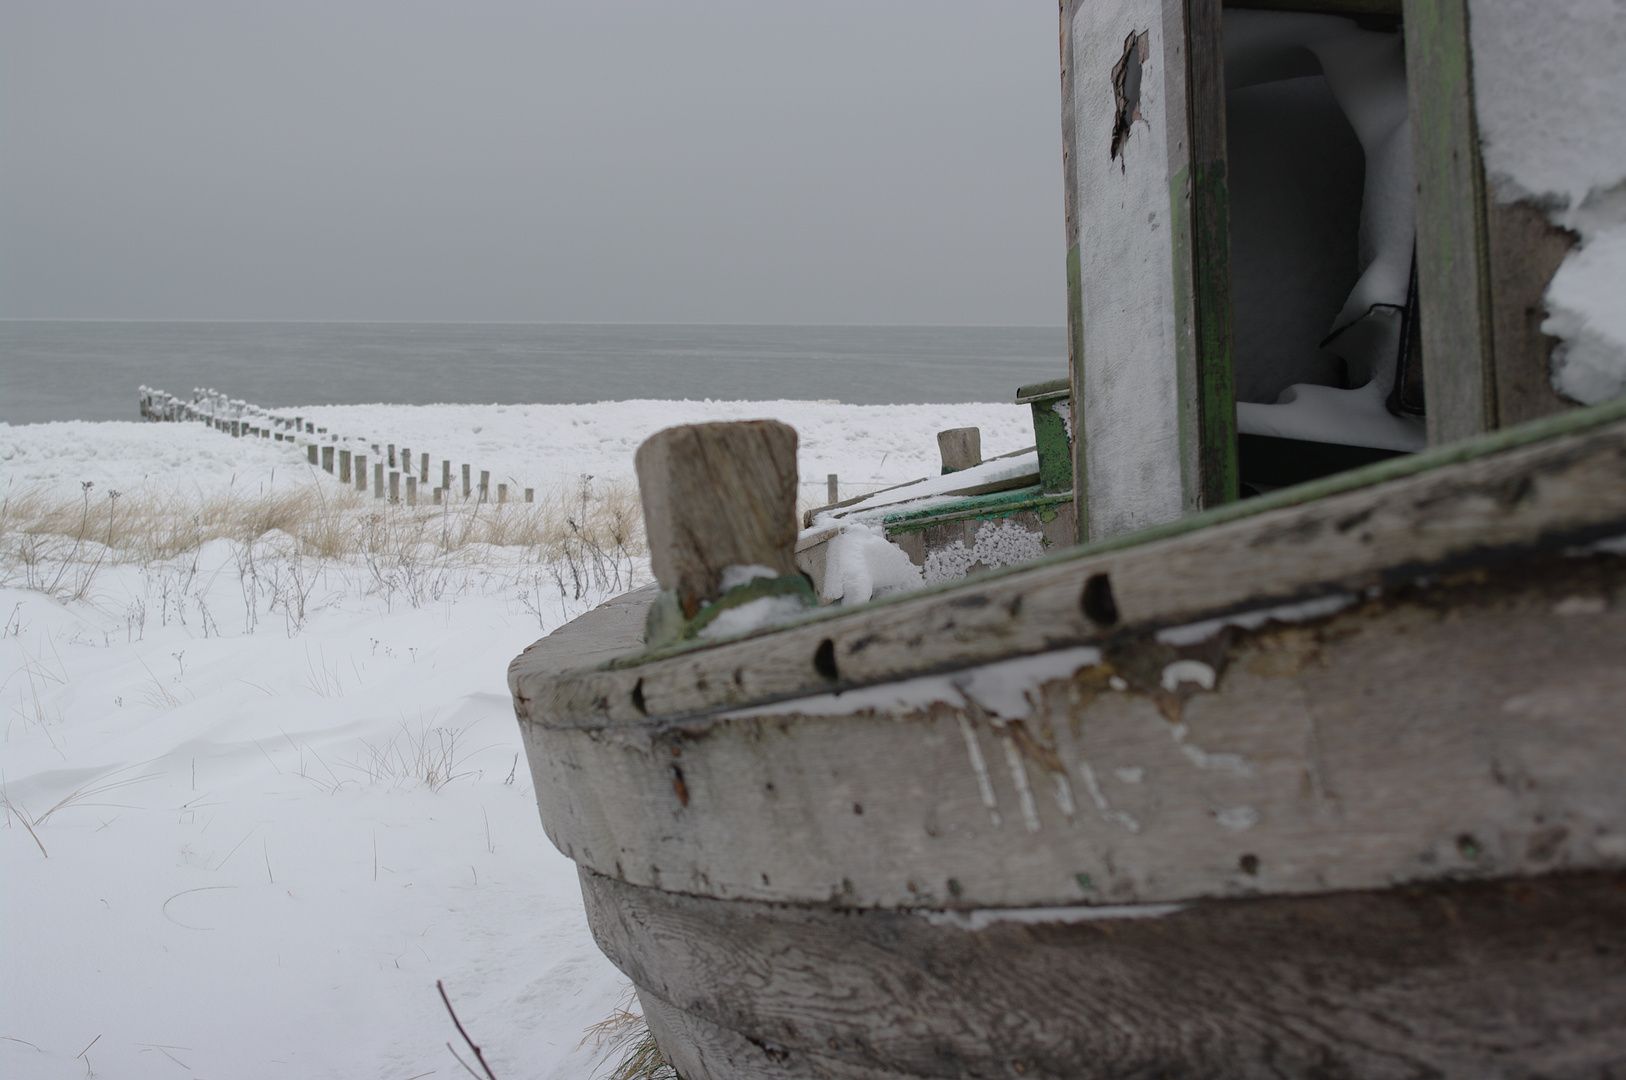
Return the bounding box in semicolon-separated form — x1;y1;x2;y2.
636;420;800;619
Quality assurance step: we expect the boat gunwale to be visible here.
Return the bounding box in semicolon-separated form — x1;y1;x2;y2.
509;397;1626;731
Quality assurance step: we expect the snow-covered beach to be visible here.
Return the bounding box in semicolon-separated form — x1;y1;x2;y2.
0;399;1026;1079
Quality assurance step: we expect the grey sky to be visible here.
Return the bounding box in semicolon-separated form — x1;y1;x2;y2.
1;1;1064;324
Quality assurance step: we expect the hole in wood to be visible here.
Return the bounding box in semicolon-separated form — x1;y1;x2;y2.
813;638;839;681
1240;853;1260;876
1082;573;1120;626
630;678;647;716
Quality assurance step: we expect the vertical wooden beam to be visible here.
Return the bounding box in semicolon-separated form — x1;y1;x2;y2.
1180;0;1239;509
1060;0;1089;541
636;421;801;620
1404;0;1495;445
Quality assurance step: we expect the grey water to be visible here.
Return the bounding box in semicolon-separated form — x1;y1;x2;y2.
0;322;1067;425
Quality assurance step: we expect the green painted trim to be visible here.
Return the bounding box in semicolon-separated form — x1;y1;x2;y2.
882;488;1073;535
644;574;819;649
611;395;1626;666
1065;242;1088;541
1030;400;1074;494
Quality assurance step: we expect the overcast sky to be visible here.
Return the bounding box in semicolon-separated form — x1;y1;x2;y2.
1;2;1065;324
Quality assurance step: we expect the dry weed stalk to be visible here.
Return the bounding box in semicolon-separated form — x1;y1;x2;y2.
0;475;647;609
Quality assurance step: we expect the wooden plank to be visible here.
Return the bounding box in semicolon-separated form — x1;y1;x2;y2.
1060;0;1089;541
1181;0;1240;510
585;868;1626;1080
511;404;1626;730
935;428;981;474
1487;198;1579;427
1404;0;1497;445
523;551;1626;910
1067;0;1192;538
636;421;800;618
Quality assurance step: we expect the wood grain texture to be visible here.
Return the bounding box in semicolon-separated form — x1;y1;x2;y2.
523;551;1626;910
512;407;1626;734
935;428;981;474
1182;0;1240;510
585;868;1626;1080
1060;0;1089;541
636;421;801;617
1487;198;1579;427
1405;0;1497;446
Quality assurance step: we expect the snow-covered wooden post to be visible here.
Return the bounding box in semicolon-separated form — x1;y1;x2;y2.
339;449;352;484
479;470;490;503
827;473;838;503
497;483;508;504
937;427;981;474
373;462;384;499
636;420;800;621
389;470;400;502
321;446;334;474
462;464;471;500
406;476;417;506
307;444;318;465
354;454;367;491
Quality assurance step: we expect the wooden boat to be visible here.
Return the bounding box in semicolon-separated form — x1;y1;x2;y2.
511;401;1626;1078
795;378;1078;597
510;0;1626;1074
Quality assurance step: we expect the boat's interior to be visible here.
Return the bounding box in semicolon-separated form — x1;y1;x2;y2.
1222;0;1424;494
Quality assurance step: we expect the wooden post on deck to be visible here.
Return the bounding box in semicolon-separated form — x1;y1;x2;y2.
937;428;982;474
635;420;801;619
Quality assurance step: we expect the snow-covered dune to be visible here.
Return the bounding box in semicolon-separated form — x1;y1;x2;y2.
0;400;1025;1078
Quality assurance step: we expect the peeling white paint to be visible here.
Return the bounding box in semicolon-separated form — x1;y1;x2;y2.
1001;735;1043;833
923;518;1048;586
1160;658;1217;692
719;645;1102;721
1075;759;1142;834
1155;593;1356;646
1170;723;1253;776
957;712;1002;829
1113;765;1146;785
1215;806;1261;831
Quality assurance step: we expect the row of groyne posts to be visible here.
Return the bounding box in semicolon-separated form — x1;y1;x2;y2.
138;385;534;507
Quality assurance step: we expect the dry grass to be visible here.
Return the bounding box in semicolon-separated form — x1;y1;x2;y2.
0;475;647;603
584;987;682;1080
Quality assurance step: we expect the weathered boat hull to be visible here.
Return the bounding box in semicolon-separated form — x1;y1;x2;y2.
511;405;1626;1078
587;868;1626;1080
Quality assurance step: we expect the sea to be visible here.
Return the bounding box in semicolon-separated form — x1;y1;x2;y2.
0;322;1067;425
